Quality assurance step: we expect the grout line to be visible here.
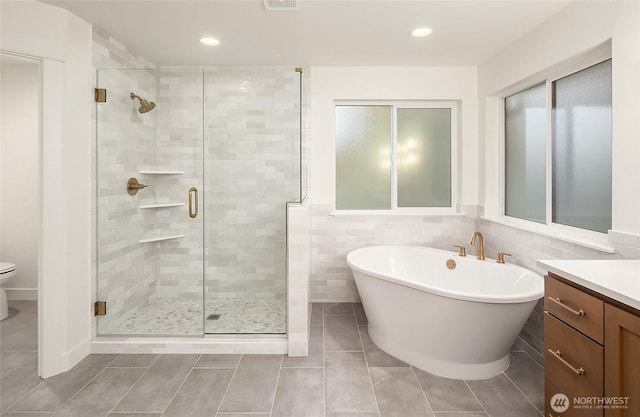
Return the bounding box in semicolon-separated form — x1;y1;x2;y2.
106;353;162;415
515;337;544;369
357;318;381;417
463;379;491;417
214;353;242;416
2;371;47;411
278;365;325;369
157;354;202;414
410;365;436;417
521;349;544;369
503;371;543;414
106;365;153;369
42;354;121;414
268;354;285;416
323;349;365;353
322;302;327;417
192;366;239;369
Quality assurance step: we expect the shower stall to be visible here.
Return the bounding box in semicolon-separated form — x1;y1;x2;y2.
95;67;305;337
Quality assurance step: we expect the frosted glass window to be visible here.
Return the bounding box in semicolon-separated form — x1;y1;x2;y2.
552;59;612;233
504;84;546;223
335;106;392;209
397;108;451;207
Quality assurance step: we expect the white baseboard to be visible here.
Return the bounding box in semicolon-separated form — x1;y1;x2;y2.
6;288;37;300
64;338;91;369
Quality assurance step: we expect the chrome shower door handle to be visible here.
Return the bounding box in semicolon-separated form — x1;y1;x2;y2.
188;187;198;218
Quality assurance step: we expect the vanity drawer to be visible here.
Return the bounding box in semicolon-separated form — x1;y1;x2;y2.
545;275;604;343
545;313;603;400
545;378;602;417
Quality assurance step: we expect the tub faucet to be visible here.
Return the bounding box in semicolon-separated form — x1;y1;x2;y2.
470;231;485;260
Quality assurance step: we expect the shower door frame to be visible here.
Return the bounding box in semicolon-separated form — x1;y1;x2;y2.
95;68;206;337
94;67;304;340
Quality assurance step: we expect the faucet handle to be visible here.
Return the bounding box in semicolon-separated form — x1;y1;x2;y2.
497;252;511;264
453;245;467;257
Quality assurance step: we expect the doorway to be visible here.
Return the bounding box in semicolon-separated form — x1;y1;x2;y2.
0;52;41;388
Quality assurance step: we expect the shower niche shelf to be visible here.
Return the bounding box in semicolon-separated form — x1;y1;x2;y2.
139;170;184;175
139;203;185;209
139;234;185;244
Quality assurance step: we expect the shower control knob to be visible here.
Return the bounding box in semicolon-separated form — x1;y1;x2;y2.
127;177;147;196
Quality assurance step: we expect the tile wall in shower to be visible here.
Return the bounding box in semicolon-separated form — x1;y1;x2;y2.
92;28;160;334
202;68;301;301
93;50;304;333
153;69;204;300
145;67;302;303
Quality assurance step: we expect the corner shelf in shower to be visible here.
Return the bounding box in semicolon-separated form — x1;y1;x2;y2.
139;234;185;244
139;170;184;175
139;203;185;209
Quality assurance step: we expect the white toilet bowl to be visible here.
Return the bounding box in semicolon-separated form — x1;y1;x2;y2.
0;263;17;320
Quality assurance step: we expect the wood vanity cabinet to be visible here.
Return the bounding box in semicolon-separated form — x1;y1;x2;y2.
545;273;640;417
604;303;640;417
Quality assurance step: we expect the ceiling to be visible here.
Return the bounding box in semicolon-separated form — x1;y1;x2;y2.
42;0;573;67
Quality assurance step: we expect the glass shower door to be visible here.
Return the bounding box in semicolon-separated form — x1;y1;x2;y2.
203;68;301;334
95;69;204;336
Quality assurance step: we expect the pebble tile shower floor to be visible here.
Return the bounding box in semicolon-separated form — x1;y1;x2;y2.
0;301;545;417
109;298;286;334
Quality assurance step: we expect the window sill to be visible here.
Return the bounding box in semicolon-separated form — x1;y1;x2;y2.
332;209;465;217
480;215;616;253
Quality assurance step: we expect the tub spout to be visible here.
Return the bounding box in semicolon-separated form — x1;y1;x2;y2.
470;231;485;260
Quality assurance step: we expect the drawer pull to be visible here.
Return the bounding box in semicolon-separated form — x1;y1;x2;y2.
548;349;585;375
547;296;585;317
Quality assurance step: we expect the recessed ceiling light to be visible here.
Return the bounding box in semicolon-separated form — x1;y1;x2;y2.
200;37;220;47
411;27;433;38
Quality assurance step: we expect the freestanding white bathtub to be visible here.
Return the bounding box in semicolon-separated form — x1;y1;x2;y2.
346;245;543;380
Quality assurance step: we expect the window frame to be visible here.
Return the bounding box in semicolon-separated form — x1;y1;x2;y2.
499;52;613;245
333;100;459;215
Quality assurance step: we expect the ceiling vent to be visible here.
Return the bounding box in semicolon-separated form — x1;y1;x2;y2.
263;0;298;11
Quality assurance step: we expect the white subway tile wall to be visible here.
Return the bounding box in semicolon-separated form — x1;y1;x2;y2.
476;217;638;354
92;28;307;335
308;207;639;356
310;204;476;301
202;68;300;304
287;198;311;356
153;69;204;301
92;28;159;334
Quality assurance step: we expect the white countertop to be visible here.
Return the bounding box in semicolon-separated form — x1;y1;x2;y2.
538;259;640;311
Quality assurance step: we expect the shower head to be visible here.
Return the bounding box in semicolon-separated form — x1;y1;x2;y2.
130;92;156;113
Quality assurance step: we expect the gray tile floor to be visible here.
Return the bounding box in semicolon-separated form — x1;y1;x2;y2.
1;301;544;417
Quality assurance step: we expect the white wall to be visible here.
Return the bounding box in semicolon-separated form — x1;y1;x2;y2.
479;0;640;238
308;67;479;301
477;0;640;355
0;59;39;300
610;1;640;236
310;66;478;206
1;0;92;377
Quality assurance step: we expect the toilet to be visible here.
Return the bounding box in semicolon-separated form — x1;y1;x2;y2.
0;263;17;320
